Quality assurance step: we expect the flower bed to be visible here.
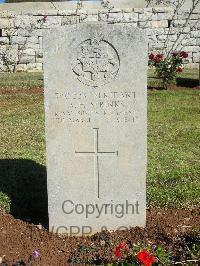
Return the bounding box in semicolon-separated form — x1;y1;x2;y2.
148;51;189;89
0;208;199;265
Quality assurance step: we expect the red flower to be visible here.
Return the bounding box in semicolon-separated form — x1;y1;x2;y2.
180;51;188;58
136;250;157;266
172;51;178;57
155;54;163;63
114;242;129;260
148;53;154;60
176;66;183;72
114;247;122;259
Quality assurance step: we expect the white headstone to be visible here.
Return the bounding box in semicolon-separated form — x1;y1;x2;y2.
44;23;147;236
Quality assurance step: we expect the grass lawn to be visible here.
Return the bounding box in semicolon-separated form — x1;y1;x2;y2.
0;71;199;221
148;89;200;208
0;67;198;90
0;72;43;89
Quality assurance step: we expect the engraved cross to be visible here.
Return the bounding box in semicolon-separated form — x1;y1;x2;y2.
75;128;119;198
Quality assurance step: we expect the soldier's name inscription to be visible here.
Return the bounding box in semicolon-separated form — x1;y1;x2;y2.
54;90;137;124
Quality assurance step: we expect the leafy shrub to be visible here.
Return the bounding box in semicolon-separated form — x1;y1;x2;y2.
148;51;188;89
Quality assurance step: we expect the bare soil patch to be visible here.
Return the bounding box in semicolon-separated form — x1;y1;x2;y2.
0;208;199;265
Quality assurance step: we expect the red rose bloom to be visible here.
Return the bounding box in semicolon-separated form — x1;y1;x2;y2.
155;54;163;63
136;250;157;266
180;51;188;58
114;242;129;260
172;51;178;57
176;67;183;72
149;53;154;60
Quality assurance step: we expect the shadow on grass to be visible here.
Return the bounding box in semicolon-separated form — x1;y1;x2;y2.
147;86;166;90
0;159;48;228
148;75;200;90
176;77;199;88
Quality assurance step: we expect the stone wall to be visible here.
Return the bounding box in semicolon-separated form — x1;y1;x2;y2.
0;2;199;72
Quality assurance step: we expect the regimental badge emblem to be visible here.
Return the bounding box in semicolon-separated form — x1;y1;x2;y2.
72;38;120;87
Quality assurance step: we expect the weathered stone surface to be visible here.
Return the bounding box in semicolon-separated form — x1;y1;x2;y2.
15;63;27;71
151;20;168;28
139;12;157;21
16;28;44;37
26;62;42;71
181;37;197;46
12;36;38;47
157;34;177;42
27;36;39;44
61;16;78;26
0;44;7;54
123;12;138;22
36;57;43;63
184;45;200;52
40;16;62;28
0;37;9;44
107;12;124;23
196;38;200;46
38;37;43;49
157;12;173;20
23;43;40;50
189;20;200;30
153;7;173;13
0;18;14;28
2;28;18;36
22;48;36;56
0;61;10;72
0;11;16;18
173;19;186;27
20;54;35;64
121;8;133;13
11;36;27;45
192;52;200;62
0;1;147;14
98;12;108;22
138;20;168;28
133;8;144;14
191;30;200;38
4;45;18;64
31;29;46;37
182;26;191;34
82;14;98;22
87;9;99;15
0;4;199;71
57;10;77;16
190;13;200;20
14;15;37;28
145;28;163;36
24;10;58;16
44;23;147;235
